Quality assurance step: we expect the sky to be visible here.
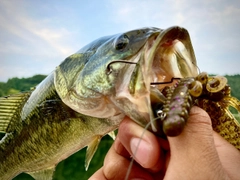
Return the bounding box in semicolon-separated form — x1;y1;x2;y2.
0;0;240;82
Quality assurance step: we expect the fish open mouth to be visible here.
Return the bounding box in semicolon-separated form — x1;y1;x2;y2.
114;26;199;132
147;26;198;87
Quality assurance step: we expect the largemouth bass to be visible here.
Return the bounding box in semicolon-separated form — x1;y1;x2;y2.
0;26;198;179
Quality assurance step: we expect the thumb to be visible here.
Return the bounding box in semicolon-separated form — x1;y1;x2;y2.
165;106;228;179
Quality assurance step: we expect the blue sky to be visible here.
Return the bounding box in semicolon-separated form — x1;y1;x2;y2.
0;0;240;82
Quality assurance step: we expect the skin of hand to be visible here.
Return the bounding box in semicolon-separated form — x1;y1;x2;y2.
89;106;240;180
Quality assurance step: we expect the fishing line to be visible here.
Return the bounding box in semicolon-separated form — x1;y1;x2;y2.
150;77;181;85
193;62;201;74
106;60;138;75
124;116;163;180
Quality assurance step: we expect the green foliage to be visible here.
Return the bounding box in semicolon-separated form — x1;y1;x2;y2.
225;74;240;100
0;75;46;96
234;114;240;123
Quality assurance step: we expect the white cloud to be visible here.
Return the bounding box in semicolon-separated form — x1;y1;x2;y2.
106;0;178;29
0;0;81;81
0;1;76;57
19;17;74;57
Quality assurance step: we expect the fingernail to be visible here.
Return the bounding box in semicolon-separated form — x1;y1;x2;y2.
130;137;151;166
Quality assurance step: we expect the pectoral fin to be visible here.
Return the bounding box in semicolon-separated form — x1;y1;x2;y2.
85;135;102;171
0;92;31;133
27;166;55;180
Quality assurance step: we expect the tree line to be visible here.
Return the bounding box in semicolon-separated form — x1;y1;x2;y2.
0;74;46;96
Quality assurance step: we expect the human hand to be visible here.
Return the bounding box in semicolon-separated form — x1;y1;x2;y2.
89;106;240;180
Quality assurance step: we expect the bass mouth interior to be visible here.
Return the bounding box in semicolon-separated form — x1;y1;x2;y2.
149;26;198;88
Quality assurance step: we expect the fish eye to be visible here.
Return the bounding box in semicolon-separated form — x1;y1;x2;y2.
115;34;129;51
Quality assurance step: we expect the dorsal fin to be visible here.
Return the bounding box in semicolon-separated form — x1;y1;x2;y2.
0;92;31;133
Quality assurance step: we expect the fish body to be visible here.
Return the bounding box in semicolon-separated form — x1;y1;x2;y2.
0;26;198;179
0;73;121;179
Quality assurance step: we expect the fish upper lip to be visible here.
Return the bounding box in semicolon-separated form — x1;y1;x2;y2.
147;26;198;85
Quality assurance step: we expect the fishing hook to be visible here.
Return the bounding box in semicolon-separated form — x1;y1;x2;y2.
106;60;138;75
150;62;201;85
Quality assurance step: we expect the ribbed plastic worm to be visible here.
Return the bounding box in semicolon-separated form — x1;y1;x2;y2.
158;72;240;151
